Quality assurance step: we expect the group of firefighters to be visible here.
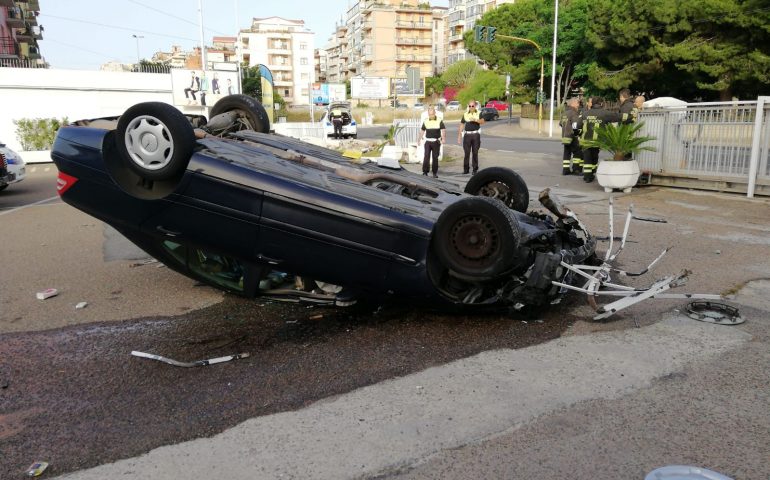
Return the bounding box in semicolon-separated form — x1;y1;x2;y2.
561;89;645;182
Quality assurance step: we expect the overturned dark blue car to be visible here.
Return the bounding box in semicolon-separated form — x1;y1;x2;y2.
51;95;596;312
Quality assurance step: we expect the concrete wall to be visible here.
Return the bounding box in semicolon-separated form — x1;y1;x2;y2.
0;68;207;152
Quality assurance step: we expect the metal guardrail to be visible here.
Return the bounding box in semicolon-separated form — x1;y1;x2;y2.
637;98;770;197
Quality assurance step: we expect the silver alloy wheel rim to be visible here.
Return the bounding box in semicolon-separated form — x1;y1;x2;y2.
124;115;175;171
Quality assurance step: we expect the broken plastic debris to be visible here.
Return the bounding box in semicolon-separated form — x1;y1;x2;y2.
36;288;58;300
131;350;250;368
75;302;88;309
26;461;48;477
309;314;324;320
129;258;158;268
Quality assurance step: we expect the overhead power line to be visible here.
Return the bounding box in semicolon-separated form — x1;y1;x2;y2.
126;0;228;36
41;13;199;42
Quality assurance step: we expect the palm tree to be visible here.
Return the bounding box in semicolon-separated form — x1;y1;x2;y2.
582;122;656;160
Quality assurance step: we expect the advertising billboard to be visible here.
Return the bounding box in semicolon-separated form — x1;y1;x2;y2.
171;68;241;108
392;77;425;96
311;83;347;105
351;77;390;100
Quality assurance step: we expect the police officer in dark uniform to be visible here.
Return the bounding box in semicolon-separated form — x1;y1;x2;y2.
420;106;446;178
580;96;621;182
560;97;583;175
330;107;344;139
457;100;484;174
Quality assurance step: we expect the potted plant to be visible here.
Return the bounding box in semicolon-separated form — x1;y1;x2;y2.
583;122;656;193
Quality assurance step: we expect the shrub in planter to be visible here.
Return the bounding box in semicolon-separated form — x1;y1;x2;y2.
582;121;655;160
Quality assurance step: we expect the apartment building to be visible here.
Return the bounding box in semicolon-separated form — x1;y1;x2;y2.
0;0;44;67
447;0;515;66
431;6;449;75
238;17;315;106
314;47;328;83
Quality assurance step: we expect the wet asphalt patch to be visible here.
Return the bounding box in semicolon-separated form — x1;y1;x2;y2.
0;295;582;478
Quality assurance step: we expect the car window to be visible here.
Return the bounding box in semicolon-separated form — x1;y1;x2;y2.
161;240;245;293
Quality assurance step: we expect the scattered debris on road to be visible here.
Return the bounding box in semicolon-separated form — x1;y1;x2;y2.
129;258;158;268
686;301;744;325
131;350;250;368
35;289;58;300
26;461;48;477
550;197;723;323
75;302;88;309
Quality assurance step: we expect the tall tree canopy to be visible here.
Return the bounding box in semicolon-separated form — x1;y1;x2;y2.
460;0;769;102
587;0;770;100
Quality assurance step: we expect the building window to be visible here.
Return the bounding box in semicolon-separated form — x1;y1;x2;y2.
284;89;290;96
300;42;307;50
301;72;309;80
300;58;308;65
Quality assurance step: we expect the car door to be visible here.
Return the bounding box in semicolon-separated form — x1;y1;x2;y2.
140;170;263;261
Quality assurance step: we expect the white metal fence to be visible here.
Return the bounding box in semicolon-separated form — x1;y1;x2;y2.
272;122;326;143
636;97;770;197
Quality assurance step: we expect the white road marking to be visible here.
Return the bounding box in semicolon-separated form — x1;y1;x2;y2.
0;195;61;217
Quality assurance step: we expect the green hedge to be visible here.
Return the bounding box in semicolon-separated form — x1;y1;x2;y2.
14;117;68;150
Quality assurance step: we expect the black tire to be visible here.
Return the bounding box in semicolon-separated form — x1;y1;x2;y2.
0;184;7;192
464;167;529;213
433;196;521;279
116;102;195;182
352;134;358;139
209;94;270;134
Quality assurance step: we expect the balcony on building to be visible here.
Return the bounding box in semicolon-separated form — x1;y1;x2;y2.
5;8;25;28
396;37;431;46
23;8;36;25
396;20;432;30
362;21;372;31
0;0;15;7
395;53;431;62
0;35;19;58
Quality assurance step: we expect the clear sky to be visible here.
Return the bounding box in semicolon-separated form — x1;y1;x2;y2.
37;0;449;70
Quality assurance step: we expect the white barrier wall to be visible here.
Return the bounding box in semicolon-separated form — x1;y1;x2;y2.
0;68;208;152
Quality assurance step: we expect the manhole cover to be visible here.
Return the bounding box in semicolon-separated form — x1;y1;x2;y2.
686;301;744;325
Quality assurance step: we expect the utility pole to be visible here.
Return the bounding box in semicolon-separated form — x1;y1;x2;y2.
198;0;207;71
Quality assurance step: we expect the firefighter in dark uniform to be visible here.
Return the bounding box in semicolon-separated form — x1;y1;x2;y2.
330;107;344;139
560;97;583;175
420;106;446;178
457;100;484;174
618;88;634;124
580;96;621;182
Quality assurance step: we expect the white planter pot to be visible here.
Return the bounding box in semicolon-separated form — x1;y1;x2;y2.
381;145;403;161
596;159;641;193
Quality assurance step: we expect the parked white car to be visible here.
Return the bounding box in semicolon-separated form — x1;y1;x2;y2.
0;141;26;192
446;101;461;111
321;102;358;139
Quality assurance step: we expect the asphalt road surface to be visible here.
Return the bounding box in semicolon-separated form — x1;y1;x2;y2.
3;149;769;479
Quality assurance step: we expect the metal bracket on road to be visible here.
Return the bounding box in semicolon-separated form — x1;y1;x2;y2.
552;196;724;324
131;350;250;368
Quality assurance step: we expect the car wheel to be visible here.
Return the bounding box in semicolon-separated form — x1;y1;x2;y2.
433;196;520;279
0;185;7;192
352;134;357;139
209;94;270;134
116;102;195;182
464;167;529;213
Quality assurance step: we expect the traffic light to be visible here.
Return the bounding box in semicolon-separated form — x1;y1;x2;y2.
487;26;497;43
474;25;486;43
536;90;544;104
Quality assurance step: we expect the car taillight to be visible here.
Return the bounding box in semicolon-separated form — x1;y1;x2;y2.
0;153;6;170
57;172;78;195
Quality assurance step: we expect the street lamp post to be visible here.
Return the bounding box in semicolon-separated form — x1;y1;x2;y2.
496;35;545;134
132;34;144;66
548;0;559;138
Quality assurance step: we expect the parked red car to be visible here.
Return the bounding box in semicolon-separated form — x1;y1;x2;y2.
486;100;509;111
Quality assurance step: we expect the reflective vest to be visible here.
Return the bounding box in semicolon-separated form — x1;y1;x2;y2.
423;118;441;129
331;109;342;119
463;111;480;123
